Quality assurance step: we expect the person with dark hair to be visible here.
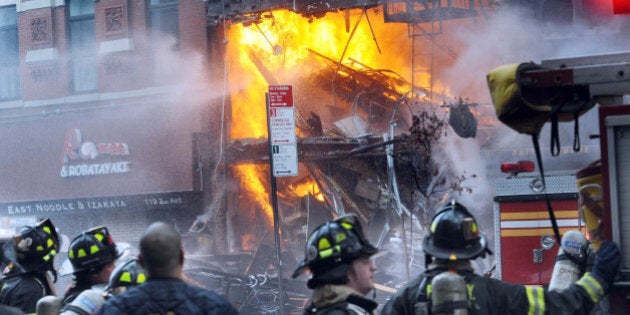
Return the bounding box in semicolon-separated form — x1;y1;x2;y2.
292;214;379;315
61;226;120;307
0;218;60;314
96;222;238;315
381;200;622;315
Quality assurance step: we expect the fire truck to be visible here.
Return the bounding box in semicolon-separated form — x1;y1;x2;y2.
494;169;580;285
489;51;630;312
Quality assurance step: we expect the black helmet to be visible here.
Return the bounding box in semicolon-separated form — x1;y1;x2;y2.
68;226;119;274
106;258;146;295
292;214;377;285
423;201;492;261
2;218;60;272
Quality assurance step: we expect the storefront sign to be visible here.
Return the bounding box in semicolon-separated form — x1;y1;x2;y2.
60;128;131;178
0;191;200;216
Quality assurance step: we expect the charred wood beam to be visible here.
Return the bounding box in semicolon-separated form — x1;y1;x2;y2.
306;163;370;224
306;49;417;125
226;136;413;164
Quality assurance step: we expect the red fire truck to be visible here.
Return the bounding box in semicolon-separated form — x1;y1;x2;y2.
489;51;630;312
494;171;580;285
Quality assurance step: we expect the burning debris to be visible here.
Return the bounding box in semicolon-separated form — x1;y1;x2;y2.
191;6;487;314
195;43;480;313
444;97;478;139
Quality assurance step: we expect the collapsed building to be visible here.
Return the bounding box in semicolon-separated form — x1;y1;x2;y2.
0;0;624;313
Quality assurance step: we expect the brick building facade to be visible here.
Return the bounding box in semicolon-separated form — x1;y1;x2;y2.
0;0;226;287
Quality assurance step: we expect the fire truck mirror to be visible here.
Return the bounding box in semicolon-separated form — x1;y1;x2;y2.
540;234;556;250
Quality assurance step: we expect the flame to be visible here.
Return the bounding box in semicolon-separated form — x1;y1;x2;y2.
233;164;273;228
289;179;325;202
226;9;415;231
241;233;258;251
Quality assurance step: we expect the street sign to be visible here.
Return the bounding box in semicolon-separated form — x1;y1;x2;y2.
271;144;298;176
269;107;297;144
268;85;298;177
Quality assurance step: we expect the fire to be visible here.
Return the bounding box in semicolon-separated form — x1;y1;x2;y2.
233;164;274;228
226;8;415;231
241;233;258;251
289;179;325;202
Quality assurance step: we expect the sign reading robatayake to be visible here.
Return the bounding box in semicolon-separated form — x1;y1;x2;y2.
60;128;131;178
0;102;196;202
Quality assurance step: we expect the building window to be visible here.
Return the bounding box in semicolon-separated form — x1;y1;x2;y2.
68;0;97;93
148;0;179;85
0;5;20;101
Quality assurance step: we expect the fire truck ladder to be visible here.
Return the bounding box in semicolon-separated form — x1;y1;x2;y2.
410;22;440;101
383;0;480;101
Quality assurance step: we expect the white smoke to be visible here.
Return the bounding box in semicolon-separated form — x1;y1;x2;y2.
428;5;630;272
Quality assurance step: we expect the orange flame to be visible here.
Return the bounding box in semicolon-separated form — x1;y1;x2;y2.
241;233;258;251
289;179;325;202
233;164;274;228
226;9;415;229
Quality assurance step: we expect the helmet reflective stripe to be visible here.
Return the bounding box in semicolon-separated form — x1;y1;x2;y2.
119;271;147;284
319;245;341;259
576;273;604;303
335;232;347;243
120;272;132;283
318;237;331;250
525;286;545;315
90;244;100;254
94;233;105;242
43;226;52;234
341;222;353;230
43;250;56;262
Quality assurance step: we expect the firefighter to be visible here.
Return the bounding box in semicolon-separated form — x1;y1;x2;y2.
53;258;147;315
103;258;146;298
0;218;60;314
381;201;621;315
60;226;120;307
292;213;379;315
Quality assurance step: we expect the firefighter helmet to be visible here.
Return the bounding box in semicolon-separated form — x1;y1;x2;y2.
68;226;120;274
2;218;60;272
291;214;377;286
107;258;146;294
423;201;492;260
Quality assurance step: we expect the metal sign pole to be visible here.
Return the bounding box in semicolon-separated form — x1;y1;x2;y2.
266;92;286;315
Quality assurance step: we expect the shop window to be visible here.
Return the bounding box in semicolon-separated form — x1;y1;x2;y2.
0;5;20;101
148;0;179;85
68;0;97;93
